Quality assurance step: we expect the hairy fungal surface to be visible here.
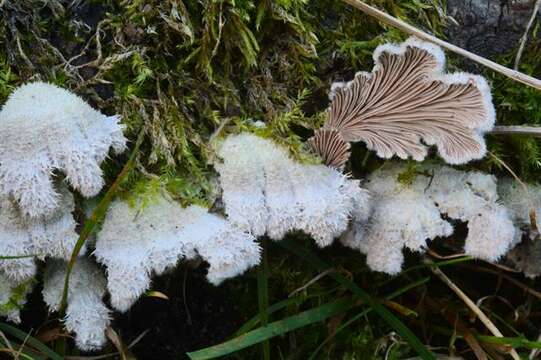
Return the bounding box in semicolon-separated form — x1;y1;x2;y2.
94;196;260;312
311;37;495;167
0;82;126;218
499;179;541;277
43;259;111;351
216;133;371;247
344;164;516;274
0;185;78;282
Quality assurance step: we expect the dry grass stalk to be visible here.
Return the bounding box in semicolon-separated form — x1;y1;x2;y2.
514;0;541;70
426;258;521;360
341;0;541;90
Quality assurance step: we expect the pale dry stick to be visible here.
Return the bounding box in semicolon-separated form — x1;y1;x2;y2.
425;258;521;360
15;329;33;360
209;116;232;144
65;327;150;360
211;1;225;58
490;125;541;137
340;0;541;90
288;268;335;298
467;265;541;300
426;248;465;260
427;248;519;273
489;151;540;239
15;35;34;70
514;0;541;70
0;330;13;352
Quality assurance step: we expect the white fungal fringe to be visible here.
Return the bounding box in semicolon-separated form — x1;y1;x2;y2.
43;259;110;351
0;82;126;218
215;133;371;247
498;178;541;236
0;186;79;282
94;195;260;312
345;163;516;274
498;178;541;277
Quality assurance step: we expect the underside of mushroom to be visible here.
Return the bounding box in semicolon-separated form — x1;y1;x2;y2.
310;37;495;168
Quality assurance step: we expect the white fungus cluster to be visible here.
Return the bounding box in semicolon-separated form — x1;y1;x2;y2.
215;133;371;247
498;179;541;277
0;186;78;282
94;195;260;312
43;259;111;351
0;82;127;333
0;82;126;218
344;163;517;274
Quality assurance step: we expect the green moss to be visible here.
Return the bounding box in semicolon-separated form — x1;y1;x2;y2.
484;40;541;181
0;54;18;103
0;279;34;314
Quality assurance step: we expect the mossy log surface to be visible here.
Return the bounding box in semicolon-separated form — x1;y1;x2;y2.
1;0;541;358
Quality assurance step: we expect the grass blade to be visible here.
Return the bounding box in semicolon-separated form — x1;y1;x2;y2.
0;322;62;360
235;288;340;336
257;237;270;360
309;277;430;359
186;297;359;360
278;239;436;360
59;130;145;313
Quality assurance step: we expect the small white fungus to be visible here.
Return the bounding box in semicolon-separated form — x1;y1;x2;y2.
0;82;126;218
215;133;371;247
94;195;260;312
345;163;516;274
42;258;111;351
498;179;541;277
498;178;541;235
0;186;79;282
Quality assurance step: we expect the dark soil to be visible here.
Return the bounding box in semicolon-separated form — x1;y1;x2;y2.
113;264;244;359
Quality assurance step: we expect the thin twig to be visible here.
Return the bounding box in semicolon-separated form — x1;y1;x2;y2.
426;248;465;260
16;329;32;360
490;125;541;137
0;330;13;352
465;265;541;301
514;0;541;70
288;268;335;297
425;258;521;360
340;0;541;90
182;267;192;325
65;329;149;360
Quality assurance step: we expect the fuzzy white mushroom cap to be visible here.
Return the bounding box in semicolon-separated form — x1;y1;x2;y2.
347;164;516;274
94;195;260;312
0;186;79;282
0;82;127;218
215;133;371;247
42;258;110;351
